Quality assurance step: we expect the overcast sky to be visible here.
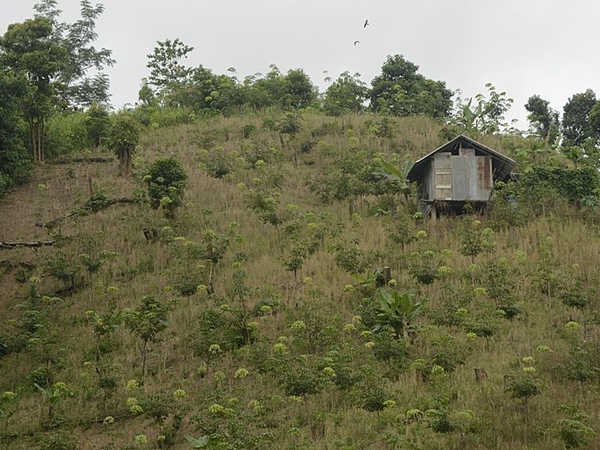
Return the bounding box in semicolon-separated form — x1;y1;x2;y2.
2;0;599;131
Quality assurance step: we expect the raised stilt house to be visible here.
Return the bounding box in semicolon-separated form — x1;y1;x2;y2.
407;135;516;218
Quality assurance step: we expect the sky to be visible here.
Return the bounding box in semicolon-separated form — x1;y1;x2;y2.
2;0;600;131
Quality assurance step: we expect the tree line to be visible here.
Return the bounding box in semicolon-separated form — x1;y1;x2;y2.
1;0;600;199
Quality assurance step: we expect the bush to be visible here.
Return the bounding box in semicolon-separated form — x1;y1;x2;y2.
46;112;89;158
85;103;111;148
108;113;141;176
143;157;187;217
520;165;600;206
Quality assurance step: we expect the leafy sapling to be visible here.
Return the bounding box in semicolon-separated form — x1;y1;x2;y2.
124;296;173;379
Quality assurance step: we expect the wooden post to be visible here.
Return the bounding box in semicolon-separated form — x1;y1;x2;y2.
383;266;391;285
474;368;488;383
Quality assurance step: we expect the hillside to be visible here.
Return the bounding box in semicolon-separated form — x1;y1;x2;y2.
1;112;599;450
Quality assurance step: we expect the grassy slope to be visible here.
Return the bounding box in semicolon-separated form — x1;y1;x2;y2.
1;112;599;450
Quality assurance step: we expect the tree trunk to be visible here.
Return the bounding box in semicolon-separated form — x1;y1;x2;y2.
141;340;148;380
124;149;130;177
474;368;488;383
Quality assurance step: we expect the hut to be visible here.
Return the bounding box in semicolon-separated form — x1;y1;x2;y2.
407;135;516;218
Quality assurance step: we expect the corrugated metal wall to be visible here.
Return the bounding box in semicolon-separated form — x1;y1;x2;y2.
431;149;492;201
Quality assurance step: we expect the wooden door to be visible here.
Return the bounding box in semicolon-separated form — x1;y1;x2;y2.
434;153;452;200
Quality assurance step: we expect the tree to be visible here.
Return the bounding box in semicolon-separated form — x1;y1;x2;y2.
171;65;240;112
138;78;157;107
323;71;368;116
145;39;245;113
0;17;65;163
84;102;110;148
242;65;285;109
525;95;559;143
146;38;194;100
504;370;543;411
458;217;496;264
144;157;188;217
125;296;172;379
554;403;596;449
34;0;115;108
562;89;597;147
587;100;600;145
451;84;515;134
1;1;113;162
108;112;140;176
281;68;318;109
369;54;453;118
0;70;29;197
241;65;317;110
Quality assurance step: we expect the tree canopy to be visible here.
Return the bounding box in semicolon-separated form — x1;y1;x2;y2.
0;70;29;197
0;0;113;166
323;71;368;116
369;54;453;119
0;16;65;163
34;0;115;108
525;95;560;143
562;89;597;147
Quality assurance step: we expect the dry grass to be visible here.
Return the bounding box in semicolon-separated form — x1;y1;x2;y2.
1;112;600;449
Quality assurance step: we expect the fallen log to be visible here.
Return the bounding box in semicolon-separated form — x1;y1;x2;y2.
0;240;54;249
37;197;141;228
105;197;140;206
0;260;36;269
48;157;115;164
37;210;79;228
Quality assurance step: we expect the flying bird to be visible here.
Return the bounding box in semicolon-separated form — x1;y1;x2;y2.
353;40;360;46
364;19;369;28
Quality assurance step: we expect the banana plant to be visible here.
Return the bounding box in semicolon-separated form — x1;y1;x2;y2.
375;289;423;340
34;382;68;421
459;97;483;132
378;158;414;202
185;435;209;448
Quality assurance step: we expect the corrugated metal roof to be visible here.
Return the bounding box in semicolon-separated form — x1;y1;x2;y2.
407;134;516;183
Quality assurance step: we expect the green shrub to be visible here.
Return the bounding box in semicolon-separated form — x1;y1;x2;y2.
108;113;141;176
520;165;600;206
46;112;89;158
143;157;187;217
84;103;111;148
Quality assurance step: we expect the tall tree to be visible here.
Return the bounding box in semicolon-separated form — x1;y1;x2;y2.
145;40;246;113
34;0;115;108
525;95;560;143
281;68;318;109
84;102;111;148
240;65;318;111
138;78;157;107
0;17;65;163
0;70;29;197
169;65;241;112
589;101;600;145
562;89;597;147
242;65;285;109
146;38;194;100
323;71;368;116
108;112;140;177
369;54;453;118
